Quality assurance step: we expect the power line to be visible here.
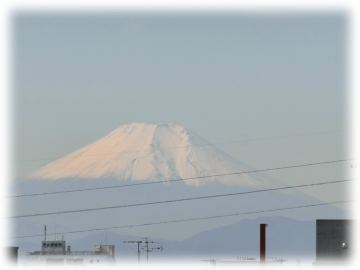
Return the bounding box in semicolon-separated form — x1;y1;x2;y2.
9;199;352;239
13;129;346;163
8;179;354;219
7;158;353;199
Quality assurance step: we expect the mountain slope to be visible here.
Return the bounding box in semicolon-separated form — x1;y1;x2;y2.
28;123;283;189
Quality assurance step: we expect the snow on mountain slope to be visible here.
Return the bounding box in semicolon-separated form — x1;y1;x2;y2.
28;123;284;188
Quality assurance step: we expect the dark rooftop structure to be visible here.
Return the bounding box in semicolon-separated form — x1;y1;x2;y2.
0;246;19;269
313;219;354;266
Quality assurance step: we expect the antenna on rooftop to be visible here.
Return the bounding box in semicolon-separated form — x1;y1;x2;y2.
44;225;46;241
55;225;57;240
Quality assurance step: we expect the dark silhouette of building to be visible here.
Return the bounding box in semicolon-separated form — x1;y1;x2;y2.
313;219;354;266
0;246;19;269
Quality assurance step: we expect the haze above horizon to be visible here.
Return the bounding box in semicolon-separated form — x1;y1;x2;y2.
12;13;349;206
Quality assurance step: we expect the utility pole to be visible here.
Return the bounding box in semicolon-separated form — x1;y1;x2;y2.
144;238;151;265
141;237;163;266
123;241;143;265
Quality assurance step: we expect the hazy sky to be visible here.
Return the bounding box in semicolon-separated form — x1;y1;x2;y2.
12;12;350;207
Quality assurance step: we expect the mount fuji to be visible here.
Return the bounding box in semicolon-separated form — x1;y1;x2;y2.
29;123;293;191
11;123;349;243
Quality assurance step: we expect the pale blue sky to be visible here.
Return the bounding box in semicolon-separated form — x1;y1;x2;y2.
12;12;350;206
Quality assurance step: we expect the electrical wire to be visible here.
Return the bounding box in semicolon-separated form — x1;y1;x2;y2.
13;129;346;163
7;158;352;199
8;179;354;219
9;199;352;239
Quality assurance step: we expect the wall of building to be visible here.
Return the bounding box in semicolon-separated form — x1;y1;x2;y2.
316;220;359;263
95;245;114;256
41;240;66;254
24;254;114;266
0;246;19;269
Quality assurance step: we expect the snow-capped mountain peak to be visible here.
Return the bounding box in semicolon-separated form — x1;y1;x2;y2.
28;123;280;188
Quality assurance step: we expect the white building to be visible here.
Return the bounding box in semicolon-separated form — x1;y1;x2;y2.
202;258;283;268
24;239;115;266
